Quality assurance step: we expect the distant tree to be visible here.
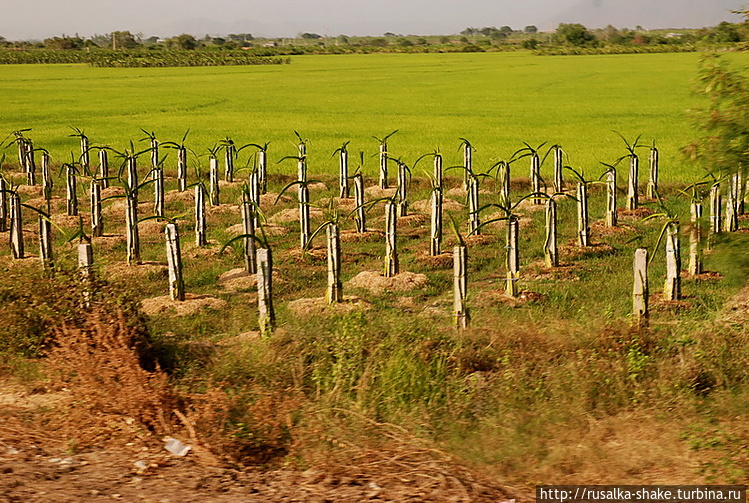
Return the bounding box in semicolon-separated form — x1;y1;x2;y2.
337;35;349;44
439;36;450;44
112;31;139;49
415;37;428;46
631;33;651;45
524;25;538;33
173;34;198;50
556;23;598;47
369;37;388;47
709;21;741;43
522;38;539;49
384;32;397;37
212;37;226;46
499;25;513;34
145;36;160;45
44;35;84;50
300;32;321;39
461;27;480;36
398;38;414;47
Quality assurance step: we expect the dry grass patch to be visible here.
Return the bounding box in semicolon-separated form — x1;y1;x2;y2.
269;207;324;223
411;198;464;213
287;296;372;317
141;293;227;317
105;261;168;280
340;229;385;243
346;271;428;294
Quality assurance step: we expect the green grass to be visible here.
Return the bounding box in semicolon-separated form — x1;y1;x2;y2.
3;51;749;182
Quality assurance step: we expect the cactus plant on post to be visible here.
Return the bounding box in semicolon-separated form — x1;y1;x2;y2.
505;216;520;297
91;178;103;237
511;142;547;205
65;162;78;217
374;130;397;189
248;167;261;228
0;175;7;233
642;195;682;301
306;215;345;304
162;130;191;193
221;138;236;183
37;212;52;269
454;242;469;329
125;155;141;265
395;159;410;217
689;201;703;275
663;221;681;301
165;221;185;301
467;174;481;236
647;140;659;199
98;148;110;189
544;197;558;268
241;187;257;274
487;159;512;209
459;138;474;191
334;141;350;198
256;247;275;336
9;191;23;259
353;171;366;233
614;133;644;210
8;129;31;172
41;151;53;206
709;182;722;249
78;237;94;307
221;215;274;336
430;184;443;256
70;128;91;177
24;139;36;186
603;165;618;227
276;178;319;250
208;156;220;207
384;199;399;277
576;182;590;247
107;146;150;266
552;144;564;193
633;248;649;328
325;223;343;303
680;180;710;275
725;186;738;232
152;160;165;217
564;165;595;248
195;183;207;247
256;143;269;195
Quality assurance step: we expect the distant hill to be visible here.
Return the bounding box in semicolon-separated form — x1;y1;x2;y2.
544;0;744;30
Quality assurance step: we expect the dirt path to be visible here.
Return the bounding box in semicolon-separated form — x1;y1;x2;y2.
0;387;517;503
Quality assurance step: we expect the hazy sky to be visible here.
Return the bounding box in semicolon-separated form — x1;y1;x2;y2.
1;0;743;41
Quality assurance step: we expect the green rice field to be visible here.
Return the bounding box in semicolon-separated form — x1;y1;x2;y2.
3;51;748;181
